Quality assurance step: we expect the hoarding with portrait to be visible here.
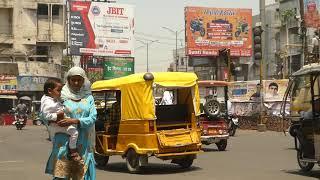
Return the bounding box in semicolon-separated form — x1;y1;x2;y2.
304;0;320;28
263;79;289;102
69;1;135;57
185;7;252;57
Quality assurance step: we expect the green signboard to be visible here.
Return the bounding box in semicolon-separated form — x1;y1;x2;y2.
103;58;134;79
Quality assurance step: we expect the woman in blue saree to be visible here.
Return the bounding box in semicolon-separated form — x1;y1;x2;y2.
45;67;97;180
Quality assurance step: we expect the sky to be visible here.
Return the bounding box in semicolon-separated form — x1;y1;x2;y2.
116;0;260;73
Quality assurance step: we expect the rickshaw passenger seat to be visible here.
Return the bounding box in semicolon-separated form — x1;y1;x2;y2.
155;104;188;125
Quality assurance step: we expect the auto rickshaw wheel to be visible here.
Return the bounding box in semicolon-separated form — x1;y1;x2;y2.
174;155;194;168
126;149;141;173
94;153;109;167
204;100;221;118
216;139;227;151
297;150;314;172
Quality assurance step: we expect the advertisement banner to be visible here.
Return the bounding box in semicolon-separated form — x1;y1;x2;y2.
185;7;252;57
263;79;289;102
0;76;17;94
17;76;49;91
69;1;134;57
229;79;289;102
229;80;259;102
103;57;134;79
87;67;104;83
304;0;320;28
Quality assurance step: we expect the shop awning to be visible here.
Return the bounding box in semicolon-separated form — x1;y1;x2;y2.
0;95;18;99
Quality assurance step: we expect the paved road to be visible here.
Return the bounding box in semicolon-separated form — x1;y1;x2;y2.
0;126;319;180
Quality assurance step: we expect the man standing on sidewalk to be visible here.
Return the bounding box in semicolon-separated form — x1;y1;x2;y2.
312;31;319;60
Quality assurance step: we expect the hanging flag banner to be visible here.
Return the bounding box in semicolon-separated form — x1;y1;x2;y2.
69;1;135;57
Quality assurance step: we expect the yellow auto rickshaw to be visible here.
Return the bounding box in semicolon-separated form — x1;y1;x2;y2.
92;72;202;173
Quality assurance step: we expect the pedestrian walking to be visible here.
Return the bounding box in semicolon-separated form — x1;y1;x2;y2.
45;67;97;180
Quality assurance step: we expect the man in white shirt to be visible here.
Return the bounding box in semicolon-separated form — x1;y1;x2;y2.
312;31;319;59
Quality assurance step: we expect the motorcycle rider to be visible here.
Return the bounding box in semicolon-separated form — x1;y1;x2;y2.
15;100;29;124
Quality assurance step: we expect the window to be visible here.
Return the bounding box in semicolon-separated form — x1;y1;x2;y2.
180;57;184;66
36;46;49;62
37;4;48;16
52;5;60;16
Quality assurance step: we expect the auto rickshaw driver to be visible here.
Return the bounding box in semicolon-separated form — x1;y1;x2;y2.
109;91;121;135
300;98;320;120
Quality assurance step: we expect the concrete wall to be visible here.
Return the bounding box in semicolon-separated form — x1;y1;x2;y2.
22;8;37;45
0;0;66;83
17;61;61;77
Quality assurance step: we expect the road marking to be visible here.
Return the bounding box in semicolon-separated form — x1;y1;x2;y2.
0;160;24;164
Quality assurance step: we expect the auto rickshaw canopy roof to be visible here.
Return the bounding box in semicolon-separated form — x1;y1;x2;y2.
91;72;200;121
292;63;320;77
92;72;198;91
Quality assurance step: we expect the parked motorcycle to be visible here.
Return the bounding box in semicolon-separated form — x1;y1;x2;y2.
190;18;206;37
227;116;239;136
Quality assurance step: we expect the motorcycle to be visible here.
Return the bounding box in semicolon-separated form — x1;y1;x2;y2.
190;18;206;37
234;21;249;38
13;113;27;130
227;116;239;136
9;108;27;130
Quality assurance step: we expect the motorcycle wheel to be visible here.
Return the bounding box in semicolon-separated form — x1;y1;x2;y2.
229;123;237;136
216;139;227;151
297;150;314;172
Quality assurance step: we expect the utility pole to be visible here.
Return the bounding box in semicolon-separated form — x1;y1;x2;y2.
136;39;158;72
258;0;267;132
162;27;184;72
176;31;178;71
299;0;308;65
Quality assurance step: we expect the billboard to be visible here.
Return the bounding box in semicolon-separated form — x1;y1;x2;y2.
263;79;289;102
228;79;289;102
0;76;17;94
103;57;134;79
185;7;252;57
304;0;320;28
69;1;135;57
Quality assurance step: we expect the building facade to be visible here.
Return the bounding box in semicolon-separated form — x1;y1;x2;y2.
0;0;66;112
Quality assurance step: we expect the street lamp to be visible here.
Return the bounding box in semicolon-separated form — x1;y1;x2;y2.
162;27;184;72
136;39;159;72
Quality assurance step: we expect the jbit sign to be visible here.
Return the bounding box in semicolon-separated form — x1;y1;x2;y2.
107;7;124;15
